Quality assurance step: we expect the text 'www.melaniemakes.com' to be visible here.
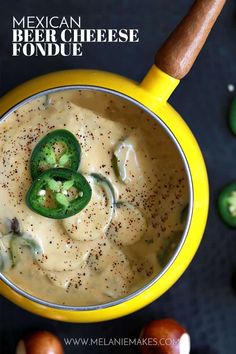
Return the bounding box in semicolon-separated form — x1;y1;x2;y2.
12;16;139;57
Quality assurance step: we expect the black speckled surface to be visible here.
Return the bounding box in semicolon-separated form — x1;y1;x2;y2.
0;1;236;353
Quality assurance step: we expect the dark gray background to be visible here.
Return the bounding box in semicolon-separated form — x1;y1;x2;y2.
0;0;236;353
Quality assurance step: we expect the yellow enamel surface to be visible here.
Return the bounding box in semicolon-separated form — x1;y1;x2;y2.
140;65;180;102
0;68;209;322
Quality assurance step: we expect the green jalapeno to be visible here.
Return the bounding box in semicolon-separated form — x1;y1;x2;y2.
157;231;183;267
26;168;92;219
218;182;236;227
30;129;81;179
229;97;236;136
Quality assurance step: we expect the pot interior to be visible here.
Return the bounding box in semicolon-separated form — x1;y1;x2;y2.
0;86;192;310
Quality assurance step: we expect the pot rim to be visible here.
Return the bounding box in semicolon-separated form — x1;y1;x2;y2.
0;84;193;311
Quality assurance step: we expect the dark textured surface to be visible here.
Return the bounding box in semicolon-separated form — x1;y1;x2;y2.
0;1;236;353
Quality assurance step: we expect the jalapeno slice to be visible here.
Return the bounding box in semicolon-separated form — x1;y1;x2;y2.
218;182;236;227
30;129;81;179
229;97;236;136
26;168;92;219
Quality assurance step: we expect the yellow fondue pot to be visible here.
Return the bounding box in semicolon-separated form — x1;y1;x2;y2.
0;0;226;322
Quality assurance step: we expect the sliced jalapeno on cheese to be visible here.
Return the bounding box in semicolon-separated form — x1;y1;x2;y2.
218;182;236;227
90;173;116;204
62;174;115;241
26;168;92;219
180;204;189;224
30;129;81;179
10;234;42;266
157;231;183;267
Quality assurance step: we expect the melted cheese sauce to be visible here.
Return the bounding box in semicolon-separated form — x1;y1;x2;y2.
0;89;189;306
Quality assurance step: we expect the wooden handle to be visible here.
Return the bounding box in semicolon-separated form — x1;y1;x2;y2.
155;0;226;79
